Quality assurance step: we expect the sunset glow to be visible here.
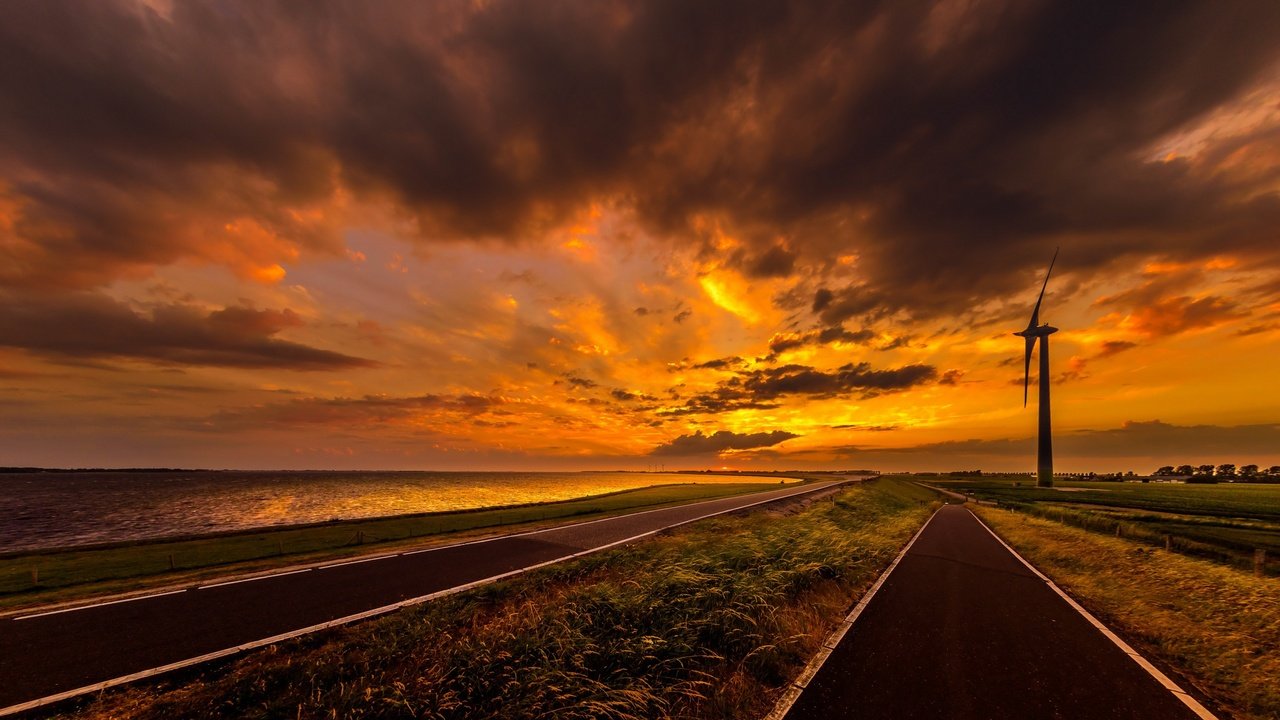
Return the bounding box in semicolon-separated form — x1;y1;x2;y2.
1;1;1278;472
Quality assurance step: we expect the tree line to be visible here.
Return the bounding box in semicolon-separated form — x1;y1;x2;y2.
1151;464;1280;482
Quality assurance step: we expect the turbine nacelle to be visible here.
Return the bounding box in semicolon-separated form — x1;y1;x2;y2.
1013;324;1058;339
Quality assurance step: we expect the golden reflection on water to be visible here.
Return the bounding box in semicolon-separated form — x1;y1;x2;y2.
0;471;798;552
249;494;299;523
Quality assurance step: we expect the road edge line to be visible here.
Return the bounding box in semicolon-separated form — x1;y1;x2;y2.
760;503;943;720
965;507;1218;720
0;479;858;718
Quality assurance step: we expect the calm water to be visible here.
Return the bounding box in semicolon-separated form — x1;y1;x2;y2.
0;471;779;554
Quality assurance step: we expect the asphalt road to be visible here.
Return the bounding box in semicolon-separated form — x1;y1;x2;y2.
0;478;852;713
783;504;1202;720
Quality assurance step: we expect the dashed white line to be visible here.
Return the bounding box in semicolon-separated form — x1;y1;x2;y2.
198;568;312;589
15;589;188;621
317;555;391;570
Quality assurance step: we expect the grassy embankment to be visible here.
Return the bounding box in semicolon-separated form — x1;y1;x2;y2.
51;478;937;720
1;481;797;611
975;505;1280;720
929;476;1280;574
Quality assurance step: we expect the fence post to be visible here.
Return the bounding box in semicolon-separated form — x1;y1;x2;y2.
1256;549;1267;577
168;553;175;570
1165;535;1172;551
1115;524;1121;538
31;565;38;584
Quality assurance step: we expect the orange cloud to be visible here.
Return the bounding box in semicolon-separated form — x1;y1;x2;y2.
1118;295;1246;338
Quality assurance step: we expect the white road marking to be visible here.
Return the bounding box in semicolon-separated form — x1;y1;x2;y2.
14;589;188;621
198;568;312;589
0;478;858;718
967;507;1217;720
761;504;942;720
317;555;389;570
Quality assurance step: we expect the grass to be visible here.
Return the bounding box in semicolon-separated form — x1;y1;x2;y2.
974;504;1280;720
49;478;937;720
0;482;792;610
925;476;1280;574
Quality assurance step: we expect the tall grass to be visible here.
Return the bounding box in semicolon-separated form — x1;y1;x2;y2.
993;500;1280;575
57;480;935;720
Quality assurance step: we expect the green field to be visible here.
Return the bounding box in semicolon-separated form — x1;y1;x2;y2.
922;476;1280;574
0;481;796;609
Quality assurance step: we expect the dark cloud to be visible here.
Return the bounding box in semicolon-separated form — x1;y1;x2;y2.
746;245;797;278
650;429;799;456
667;361;937;415
768;326;876;355
812;289;834;313
0;0;1276;322
0;293;373;370
205;393;499;430
740;363;937;399
1096;340;1138;357
691;356;743;370
818;326;877;345
564;375;599;390
610;388;655;402
813;287;887;326
828;421;1280;467
767;333;809;355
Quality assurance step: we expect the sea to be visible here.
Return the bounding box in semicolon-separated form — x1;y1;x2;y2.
0;470;781;554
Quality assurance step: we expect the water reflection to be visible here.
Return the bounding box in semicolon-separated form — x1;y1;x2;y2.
0;471;787;553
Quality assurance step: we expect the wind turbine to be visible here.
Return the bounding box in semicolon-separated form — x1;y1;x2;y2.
1014;249;1059;488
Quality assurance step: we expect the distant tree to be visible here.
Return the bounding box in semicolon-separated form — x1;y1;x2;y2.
1196;464;1216;476
1240;464;1260;479
1175;464;1194;476
1269;466;1280;476
1154;466;1175;476
1216;463;1237;478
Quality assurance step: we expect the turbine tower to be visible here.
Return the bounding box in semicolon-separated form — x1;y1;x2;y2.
1014;249;1059;488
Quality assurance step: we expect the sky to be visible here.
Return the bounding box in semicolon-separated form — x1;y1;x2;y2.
1;0;1279;473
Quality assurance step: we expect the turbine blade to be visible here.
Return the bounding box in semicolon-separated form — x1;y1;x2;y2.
1023;336;1034;407
1028;247;1059;328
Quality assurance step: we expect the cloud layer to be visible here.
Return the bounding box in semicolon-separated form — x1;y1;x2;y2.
4;0;1280;318
651;429;800;457
1;2;1278;470
0;293;372;369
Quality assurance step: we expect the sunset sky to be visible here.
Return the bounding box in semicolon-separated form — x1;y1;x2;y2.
2;0;1279;472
